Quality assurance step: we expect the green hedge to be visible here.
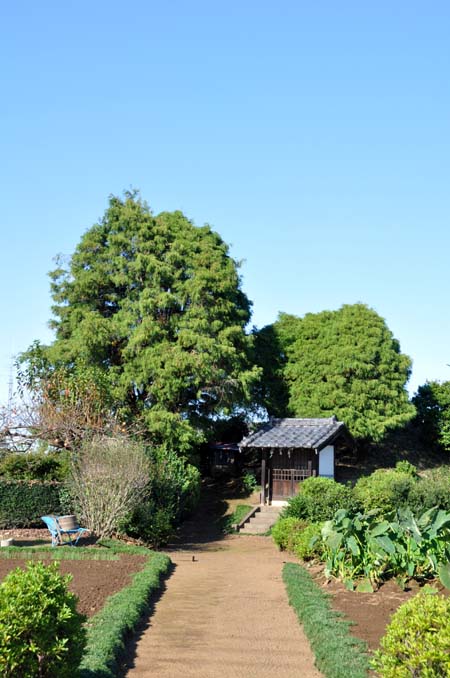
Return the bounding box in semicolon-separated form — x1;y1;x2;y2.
79;543;170;677
0;481;65;528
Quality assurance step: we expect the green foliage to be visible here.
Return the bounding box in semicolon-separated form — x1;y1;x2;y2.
353;469;415;513
80;549;170;678
120;448;201;546
293;523;323;561
282;477;354;523
221;503;252;534
0;480;65;528
394;459;418;478
281;492;310;520
272;517;309;551
321;507;450;590
241;470;258;495
413;380;450;451
0;561;86;677
301;477;356;522
0;451;69;481
255;304;415;441
20;191;260;457
372;588;450;677
283;563;369;678
407;466;450;514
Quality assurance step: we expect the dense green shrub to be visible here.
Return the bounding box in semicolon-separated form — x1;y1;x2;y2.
293;523;323;560
283;477;354;523
272;517;309;551
0;561;86;677
394;460;418;478
121;449;201;546
0;451;70;481
353;469;415;513
241;470;258;495
407;466;450;514
281;492;310;520
372;588;450;677
0;481;65;528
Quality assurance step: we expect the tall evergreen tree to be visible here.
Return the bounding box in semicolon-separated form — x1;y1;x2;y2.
254;303;415;442
21;192;260;455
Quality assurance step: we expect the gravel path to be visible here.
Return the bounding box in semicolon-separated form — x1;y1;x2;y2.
125;494;321;678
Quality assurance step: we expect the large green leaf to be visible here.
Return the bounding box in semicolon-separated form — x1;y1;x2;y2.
356;578;373;593
439;562;450;590
369;521;391;538
373;535;396;555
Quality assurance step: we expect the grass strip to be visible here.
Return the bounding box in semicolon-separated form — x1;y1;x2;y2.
0;546;119;560
79;547;171;677
283;562;370;678
219;504;252;533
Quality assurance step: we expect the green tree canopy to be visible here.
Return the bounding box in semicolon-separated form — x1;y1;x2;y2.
20;191;260;456
254;303;415;442
413;380;450;451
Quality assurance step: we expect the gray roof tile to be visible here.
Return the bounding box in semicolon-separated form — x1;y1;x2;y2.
239;417;345;451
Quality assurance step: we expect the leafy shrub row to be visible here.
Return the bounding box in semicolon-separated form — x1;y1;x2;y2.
0;480;68;528
373;588;450;677
283;464;450;525
272;518;322;561
79;545;170;677
0;561;86;677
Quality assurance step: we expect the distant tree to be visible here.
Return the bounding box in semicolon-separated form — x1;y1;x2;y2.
413;381;450;451
19;192;259;457
254;303;415;442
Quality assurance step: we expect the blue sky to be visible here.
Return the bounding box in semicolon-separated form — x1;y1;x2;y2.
1;1;450;403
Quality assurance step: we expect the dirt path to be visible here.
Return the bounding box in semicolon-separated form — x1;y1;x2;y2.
124;484;321;678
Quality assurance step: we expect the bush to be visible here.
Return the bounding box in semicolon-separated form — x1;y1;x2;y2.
0;561;86;677
0;451;70;481
120;448;201;546
394;460;418;478
293;523;323;561
281;492;310;520
407;467;450;514
0;480;65;528
69;435;149;538
283;477;354;523
241;470;258;495
372;588;450;677
353;469;415;513
272;517;309;551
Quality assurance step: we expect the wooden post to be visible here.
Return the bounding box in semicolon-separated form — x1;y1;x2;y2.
261;450;266;505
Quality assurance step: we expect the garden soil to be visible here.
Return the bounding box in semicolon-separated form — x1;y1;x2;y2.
123;484;322;678
0;549;146;617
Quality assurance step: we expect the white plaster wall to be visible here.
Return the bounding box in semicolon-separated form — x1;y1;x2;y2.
319;445;334;478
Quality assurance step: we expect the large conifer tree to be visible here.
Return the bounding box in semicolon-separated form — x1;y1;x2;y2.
22;192;259;455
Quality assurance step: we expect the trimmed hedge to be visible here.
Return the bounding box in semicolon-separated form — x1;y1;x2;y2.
79;542;170;677
283;562;369;678
0;481;64;528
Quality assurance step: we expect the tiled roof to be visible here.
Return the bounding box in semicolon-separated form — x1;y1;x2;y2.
239;417;345;451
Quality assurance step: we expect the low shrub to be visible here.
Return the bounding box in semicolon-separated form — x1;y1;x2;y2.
372;588;450;677
282;477;354;523
241;470;258;495
79;548;170;678
407;466;450;514
281;493;310;520
272;517;309;551
122;449;201;546
0;480;65;528
283;563;369;678
353;469;415;513
0;561;86;677
293;523;323;561
394;460;418;478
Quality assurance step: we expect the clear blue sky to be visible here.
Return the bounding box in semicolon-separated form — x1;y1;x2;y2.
1;1;450;403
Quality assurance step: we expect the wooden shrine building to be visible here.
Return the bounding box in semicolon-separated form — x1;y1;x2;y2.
239;417;352;504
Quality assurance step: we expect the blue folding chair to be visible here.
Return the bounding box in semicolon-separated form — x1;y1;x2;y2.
41;515;88;547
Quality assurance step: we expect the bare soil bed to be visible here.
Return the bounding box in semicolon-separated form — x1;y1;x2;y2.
308;564;447;650
0;529;146;618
